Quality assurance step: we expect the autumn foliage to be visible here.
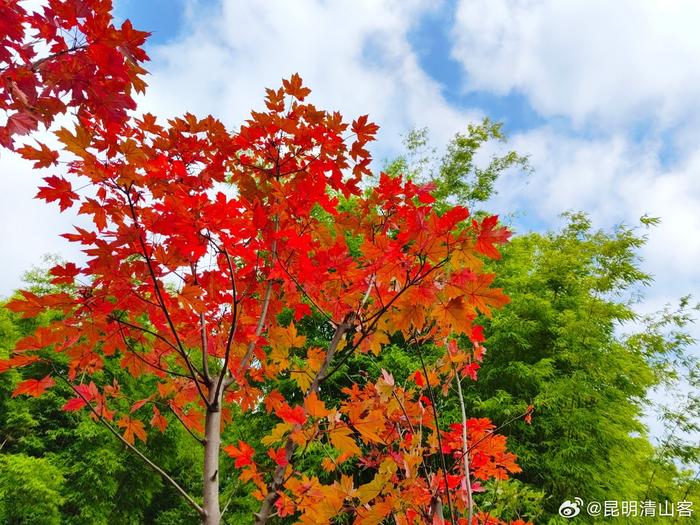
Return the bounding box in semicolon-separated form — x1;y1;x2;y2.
1;2;529;524
0;0;149;149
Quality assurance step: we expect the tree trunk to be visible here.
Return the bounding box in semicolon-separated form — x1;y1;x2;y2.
202;389;223;525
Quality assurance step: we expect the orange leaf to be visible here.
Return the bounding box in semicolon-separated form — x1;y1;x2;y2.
150;406;168;432
329;425;361;457
55;125;93;159
304;391;330;418
12;375;54;397
117;416;147;444
224;440;255;468
282;73;311;100
0;354;39;372
462;273;510;317
17;142;59;169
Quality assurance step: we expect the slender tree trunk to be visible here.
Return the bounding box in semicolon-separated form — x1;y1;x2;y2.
454;367;474;525
203;387;223;525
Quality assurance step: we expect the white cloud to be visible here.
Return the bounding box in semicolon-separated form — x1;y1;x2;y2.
487;126;700;301
452;0;700;128
140;0;479;161
0;151;85;296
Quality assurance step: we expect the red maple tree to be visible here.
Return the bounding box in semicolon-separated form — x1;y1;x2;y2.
1;3;531;525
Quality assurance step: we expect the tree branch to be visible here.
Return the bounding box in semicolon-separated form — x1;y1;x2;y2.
114;321;195;380
453;363;474;524
166;403;205;446
124;189;210;408
254;320;350;525
200;313;211;385
416;340;456;525
53;370;204;518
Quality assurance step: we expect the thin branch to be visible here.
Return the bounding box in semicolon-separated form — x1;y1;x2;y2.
214;248;240;397
166;403;205;446
237;239;276;374
320;261;446;385
124;190;210;408
109;314;181;356
114;322;194;380
275;255;335;325
449;407;533;468
0;44;88;74
53;370;204;517
416;340;456;525
453;363;474;524
200;313;211;384
220;480;240;518
254;320;350;525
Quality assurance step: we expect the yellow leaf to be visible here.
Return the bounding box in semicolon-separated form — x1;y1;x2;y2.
290;348;326;392
290;366;312;391
360;330;389;355
328;425;361;457
375;369;394;402
356;460;396;505
261;422;292;446
269;322;306;352
55;125;93;159
268;323;306;373
353;409;386;445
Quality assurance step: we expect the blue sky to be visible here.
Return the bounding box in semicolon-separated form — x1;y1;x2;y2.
102;0;700;302
114;0;548;135
106;0;700;449
2;0;699;442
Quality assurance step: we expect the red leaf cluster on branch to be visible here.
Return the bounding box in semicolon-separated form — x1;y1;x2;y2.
0;0;149;149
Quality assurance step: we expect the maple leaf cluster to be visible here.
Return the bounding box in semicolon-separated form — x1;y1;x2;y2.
0;2;525;520
230;370;525;525
0;0;149;149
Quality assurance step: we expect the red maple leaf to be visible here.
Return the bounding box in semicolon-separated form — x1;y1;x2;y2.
275;403;307;426
12;374;55;397
474;215;511;259
36;175;79;211
224;440;255;468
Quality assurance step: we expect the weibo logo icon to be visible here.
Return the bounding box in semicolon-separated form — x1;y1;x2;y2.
559;498;583;518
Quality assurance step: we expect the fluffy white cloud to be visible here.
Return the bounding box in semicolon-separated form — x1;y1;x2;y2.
0;151;85;294
452;0;700;128
452;0;700;362
487;126;700;304
141;0;479;160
